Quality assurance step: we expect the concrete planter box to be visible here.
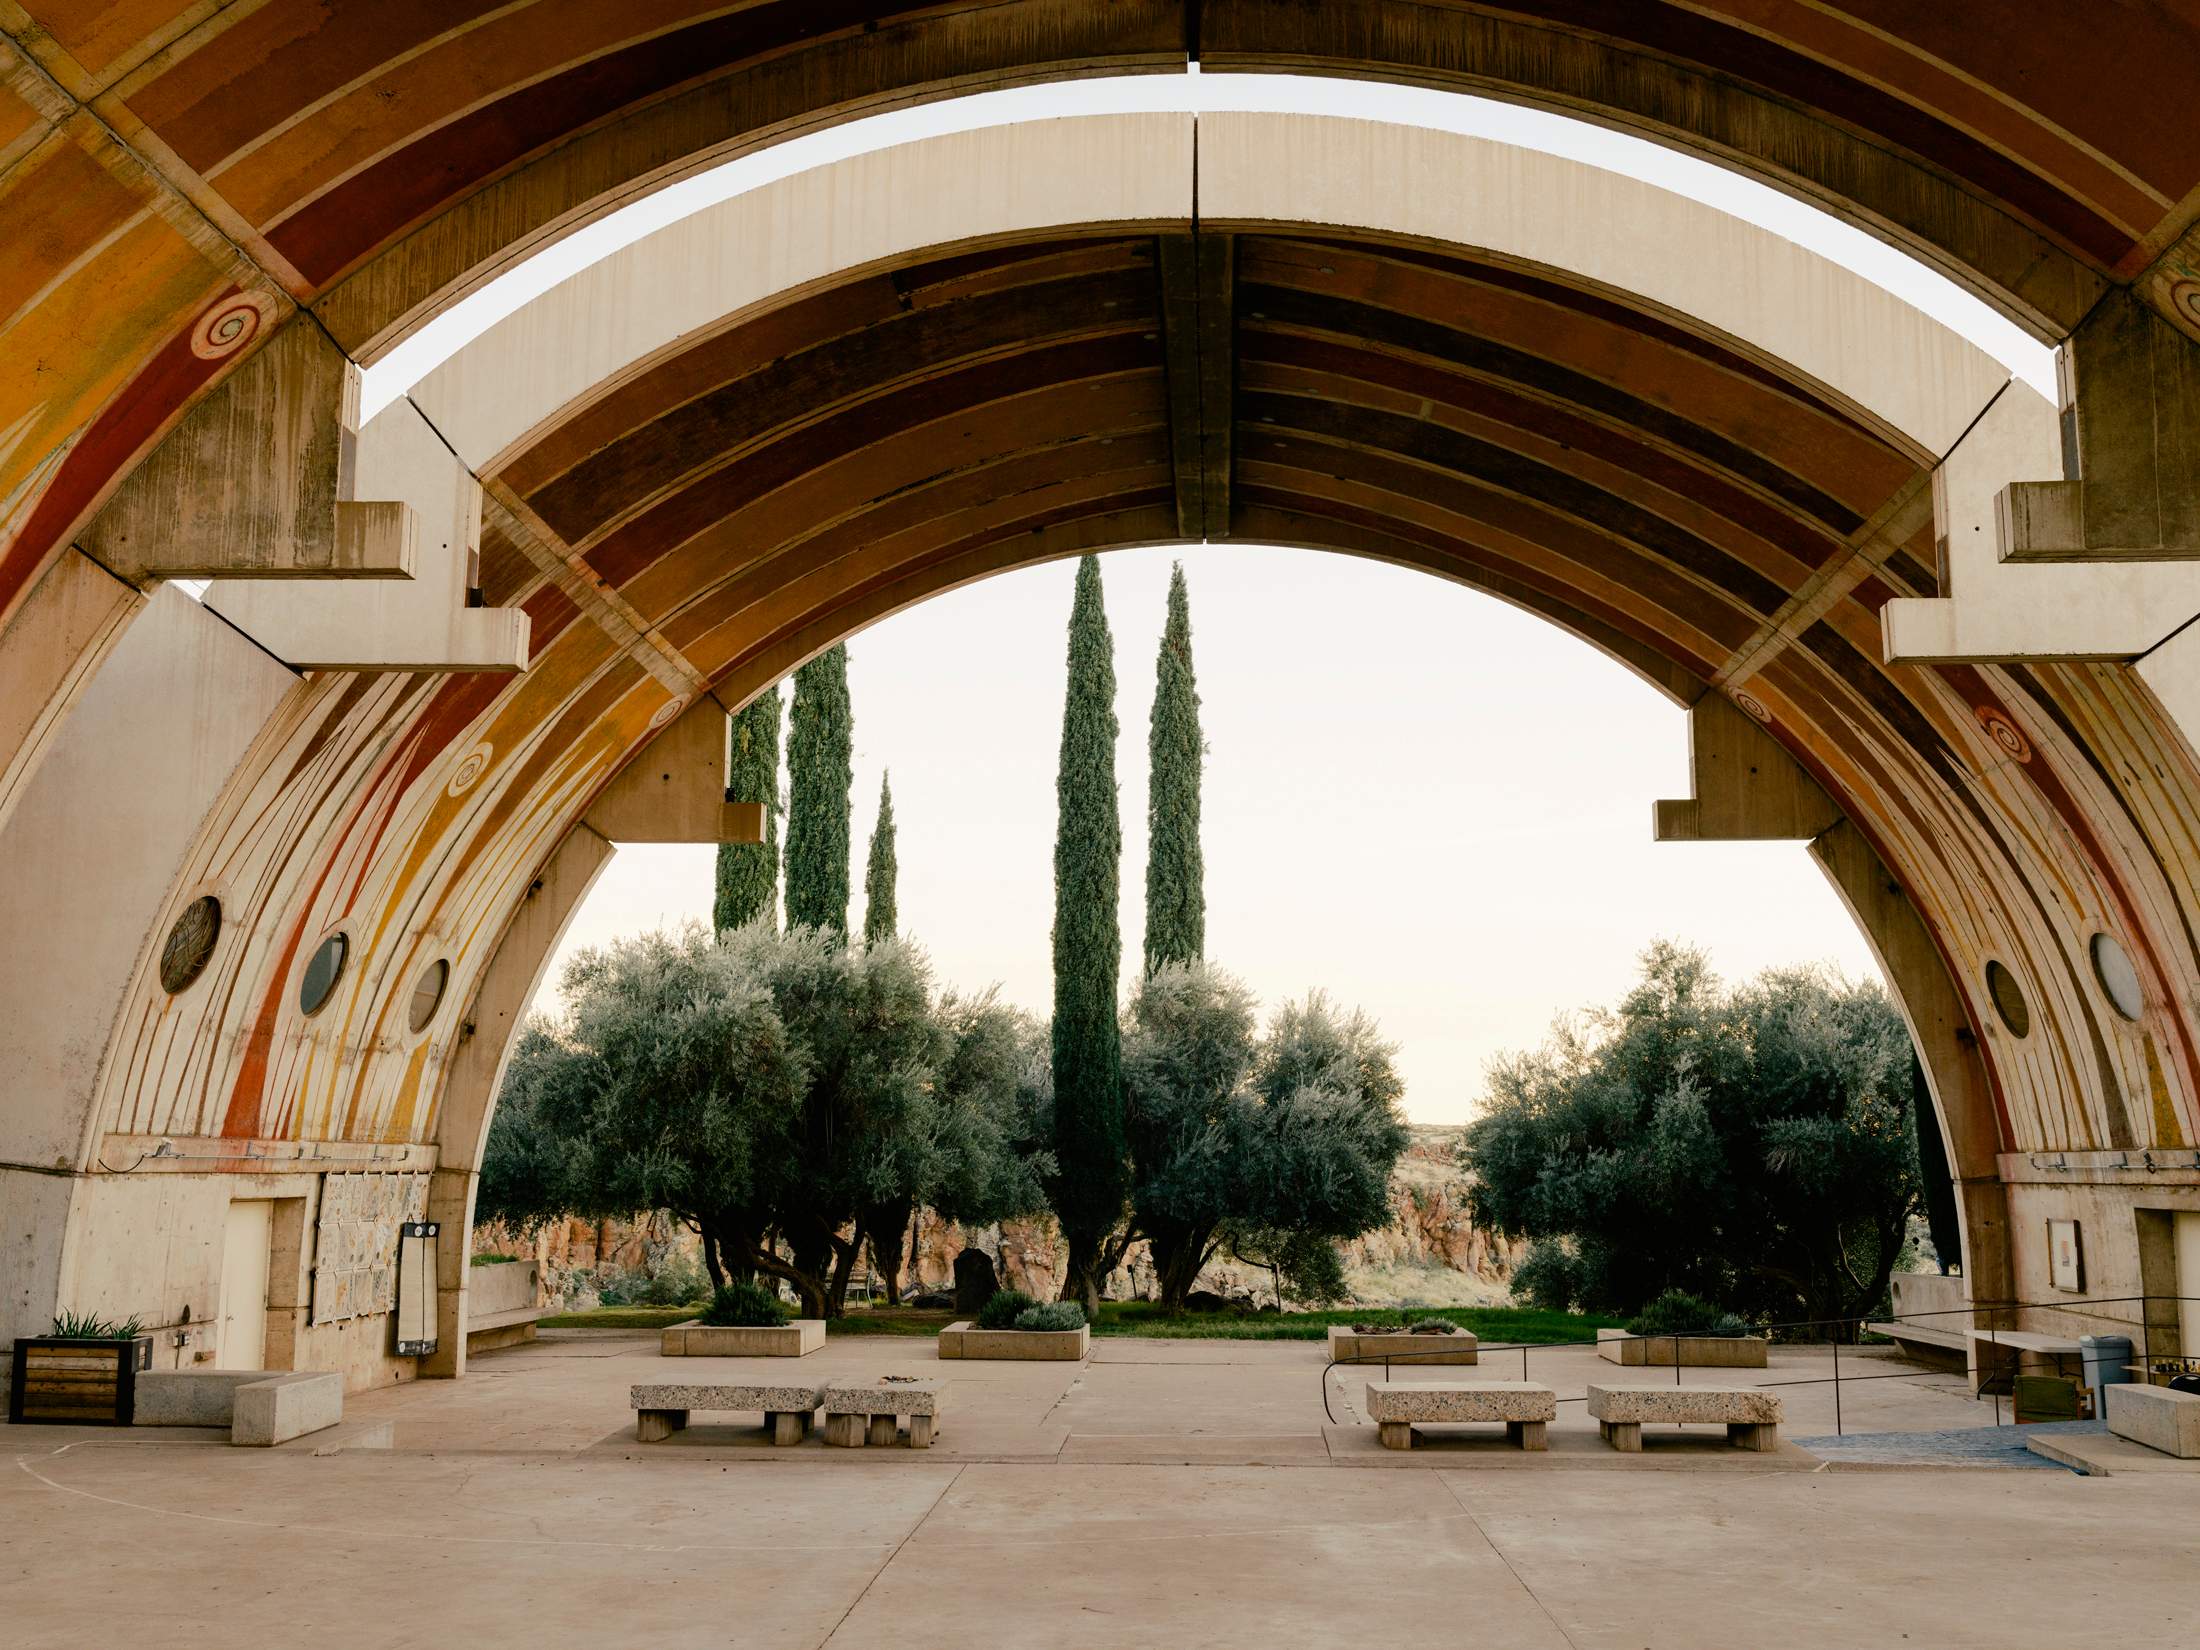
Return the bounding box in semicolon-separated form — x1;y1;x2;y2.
1596;1327;1768;1368
937;1321;1090;1360
661;1319;824;1357
1326;1325;1479;1365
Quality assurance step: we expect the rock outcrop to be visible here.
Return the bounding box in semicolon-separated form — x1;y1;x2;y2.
477;1128;1525;1310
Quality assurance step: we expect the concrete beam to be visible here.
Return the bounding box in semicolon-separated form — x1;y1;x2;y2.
77;321;414;584
1999;292;2200;561
204;398;529;671
1883;382;2200;663
582;700;767;844
1810;819;2013;1315
1652;693;1841;842
1158;230;1234;540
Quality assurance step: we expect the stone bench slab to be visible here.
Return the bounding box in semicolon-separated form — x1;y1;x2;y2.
1364;1381;1555;1423
822;1379;945;1449
1587;1383;1780;1453
1364;1381;1555;1452
629;1381;825;1445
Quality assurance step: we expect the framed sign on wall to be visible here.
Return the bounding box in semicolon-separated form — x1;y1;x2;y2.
2047;1218;2085;1293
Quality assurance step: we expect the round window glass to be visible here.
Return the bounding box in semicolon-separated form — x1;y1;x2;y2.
299;932;348;1016
158;895;221;994
408;958;449;1033
2090;932;2143;1021
1985;960;2030;1039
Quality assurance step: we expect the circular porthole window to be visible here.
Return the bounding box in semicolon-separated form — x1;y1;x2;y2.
299;931;348;1016
158;895;221;994
2090;932;2144;1021
1985;960;2030;1039
408;959;449;1033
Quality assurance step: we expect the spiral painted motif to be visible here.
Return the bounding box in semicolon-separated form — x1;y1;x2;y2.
1975;705;2033;764
446;741;494;797
188;293;275;361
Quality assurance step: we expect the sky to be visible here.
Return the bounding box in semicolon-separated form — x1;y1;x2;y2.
359;72;2059;1126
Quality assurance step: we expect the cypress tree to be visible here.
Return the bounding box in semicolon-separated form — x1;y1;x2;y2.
863;771;898;944
713;690;781;932
1050;555;1128;1310
1143;562;1205;974
784;643;854;934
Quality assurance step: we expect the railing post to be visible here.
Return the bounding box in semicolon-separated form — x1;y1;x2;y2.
1833;1331;1842;1436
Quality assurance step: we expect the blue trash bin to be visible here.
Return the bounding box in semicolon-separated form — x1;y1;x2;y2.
2079;1334;2133;1409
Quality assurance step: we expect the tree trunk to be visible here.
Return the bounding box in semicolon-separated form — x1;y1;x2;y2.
1151;1222;1215;1310
1059;1226;1107;1316
826;1218;867;1317
865;1201;911;1305
696;1217;727;1293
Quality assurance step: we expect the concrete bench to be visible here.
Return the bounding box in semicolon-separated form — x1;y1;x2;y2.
232;1372;345;1446
822;1378;944;1449
2105;1382;2200;1458
131;1368;345;1445
1364;1381;1556;1450
1587;1383;1781;1452
630;1381;823;1445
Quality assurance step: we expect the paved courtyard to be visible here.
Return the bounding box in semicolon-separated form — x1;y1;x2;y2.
6;1333;2197;1648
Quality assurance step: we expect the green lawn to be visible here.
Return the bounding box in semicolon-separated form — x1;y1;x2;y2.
539;1299;1622;1343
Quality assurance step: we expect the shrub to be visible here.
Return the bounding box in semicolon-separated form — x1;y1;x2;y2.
1626;1288;1751;1339
1013;1301;1087;1332
49;1311;142;1340
976;1288;1037;1330
699;1279;790;1327
470;1252;520;1266
1407;1317;1458;1334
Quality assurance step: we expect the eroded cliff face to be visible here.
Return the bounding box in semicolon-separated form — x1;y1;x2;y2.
900;1128;1523;1308
480;1128;1524;1309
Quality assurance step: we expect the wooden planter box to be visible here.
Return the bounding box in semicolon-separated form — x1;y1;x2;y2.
10;1336;150;1425
1596;1327;1768;1368
1326;1325;1479;1366
937;1321;1090;1361
660;1319;824;1357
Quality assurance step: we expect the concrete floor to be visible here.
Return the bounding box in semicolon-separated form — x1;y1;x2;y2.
5;1333;2196;1648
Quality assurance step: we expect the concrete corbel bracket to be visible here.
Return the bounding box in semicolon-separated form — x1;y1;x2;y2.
1998;291;2200;563
583;699;768;843
77;320;417;584
1883;377;2200;665
205;396;529;672
1651;692;1841;843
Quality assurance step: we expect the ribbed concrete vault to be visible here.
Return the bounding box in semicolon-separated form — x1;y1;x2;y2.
7;13;2200;1379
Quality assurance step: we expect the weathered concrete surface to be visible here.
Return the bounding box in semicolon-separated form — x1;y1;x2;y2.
10;1365;2200;1649
1596;1327;1770;1368
2106;1383;2200;1458
660;1320;824;1358
230;1372;344;1446
937;1321;1089;1360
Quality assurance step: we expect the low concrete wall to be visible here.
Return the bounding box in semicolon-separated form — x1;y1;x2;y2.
1596;1328;1769;1368
937;1321;1090;1360
465;1257;540;1353
661;1320;824;1357
134;1368;283;1427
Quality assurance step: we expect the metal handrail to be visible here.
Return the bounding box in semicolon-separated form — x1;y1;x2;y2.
1317;1290;2200;1433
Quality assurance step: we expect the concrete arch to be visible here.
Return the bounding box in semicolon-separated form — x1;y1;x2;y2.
9;110;2200;1384
8;4;2200;822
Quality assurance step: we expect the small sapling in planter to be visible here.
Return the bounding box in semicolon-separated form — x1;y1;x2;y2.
10;1313;152;1425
